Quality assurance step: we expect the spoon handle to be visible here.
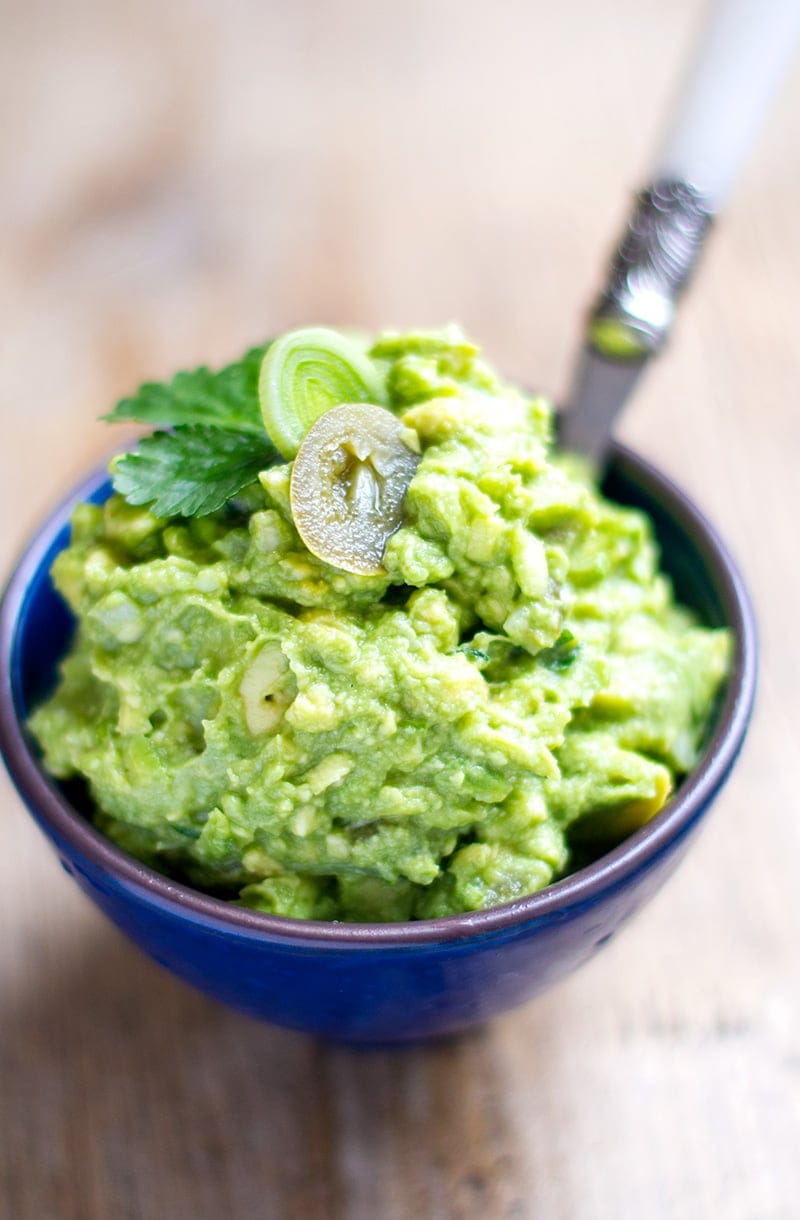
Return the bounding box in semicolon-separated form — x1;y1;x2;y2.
561;0;800;461
656;0;800;211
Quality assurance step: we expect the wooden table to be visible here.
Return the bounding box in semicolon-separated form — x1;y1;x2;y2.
2;2;798;1216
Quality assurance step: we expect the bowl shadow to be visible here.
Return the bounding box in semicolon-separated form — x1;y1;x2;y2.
1;915;543;1220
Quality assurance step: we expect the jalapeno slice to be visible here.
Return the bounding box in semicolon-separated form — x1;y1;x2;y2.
290;403;419;575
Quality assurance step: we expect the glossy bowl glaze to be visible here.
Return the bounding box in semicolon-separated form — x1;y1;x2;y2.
0;444;756;1042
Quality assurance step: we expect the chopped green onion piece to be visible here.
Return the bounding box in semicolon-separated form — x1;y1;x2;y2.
258;327;388;459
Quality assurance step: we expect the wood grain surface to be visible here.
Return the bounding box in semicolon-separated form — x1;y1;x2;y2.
1;2;798;1217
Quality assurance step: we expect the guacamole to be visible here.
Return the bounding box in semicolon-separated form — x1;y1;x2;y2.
29;326;731;920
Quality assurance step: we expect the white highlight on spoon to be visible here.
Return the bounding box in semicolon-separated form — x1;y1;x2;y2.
656;0;800;211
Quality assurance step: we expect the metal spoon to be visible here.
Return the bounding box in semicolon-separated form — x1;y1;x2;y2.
560;0;800;465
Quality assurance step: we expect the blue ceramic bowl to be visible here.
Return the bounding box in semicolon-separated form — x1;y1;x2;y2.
0;444;756;1043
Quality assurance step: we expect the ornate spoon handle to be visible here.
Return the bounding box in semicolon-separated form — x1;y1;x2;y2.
587;178;713;361
561;0;800;460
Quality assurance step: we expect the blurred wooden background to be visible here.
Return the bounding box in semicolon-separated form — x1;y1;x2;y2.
1;2;799;1217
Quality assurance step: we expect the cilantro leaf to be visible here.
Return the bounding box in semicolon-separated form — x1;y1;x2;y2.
541;629;580;672
112;425;278;518
104;345;268;435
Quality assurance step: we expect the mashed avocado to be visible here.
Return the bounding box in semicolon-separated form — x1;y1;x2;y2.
29;327;731;920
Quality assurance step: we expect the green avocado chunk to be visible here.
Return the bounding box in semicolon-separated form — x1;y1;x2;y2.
29;326;731;920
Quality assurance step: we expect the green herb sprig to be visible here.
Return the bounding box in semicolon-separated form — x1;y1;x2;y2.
105;345;278;518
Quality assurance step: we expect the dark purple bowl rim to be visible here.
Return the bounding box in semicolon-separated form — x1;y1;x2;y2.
0;442;757;946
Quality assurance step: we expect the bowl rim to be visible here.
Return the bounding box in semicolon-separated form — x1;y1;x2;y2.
0;442;757;947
